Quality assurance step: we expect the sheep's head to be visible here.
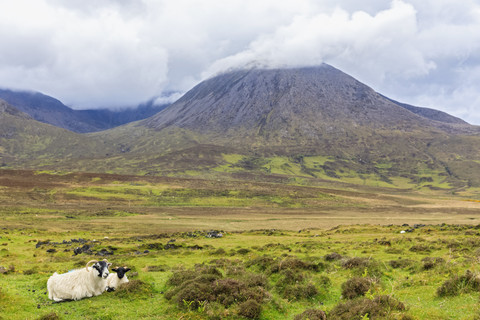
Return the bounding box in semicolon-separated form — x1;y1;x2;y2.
86;259;112;279
112;266;131;280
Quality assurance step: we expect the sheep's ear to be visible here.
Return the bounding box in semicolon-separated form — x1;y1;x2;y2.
112;267;118;272
107;262;112;268
125;268;131;272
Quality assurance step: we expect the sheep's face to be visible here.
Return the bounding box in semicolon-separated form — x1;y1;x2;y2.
112;266;131;280
92;261;112;279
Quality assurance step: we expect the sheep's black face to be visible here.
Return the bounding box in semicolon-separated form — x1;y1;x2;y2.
112;267;131;279
93;261;112;279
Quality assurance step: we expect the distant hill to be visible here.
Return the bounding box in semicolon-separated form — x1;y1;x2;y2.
2;64;480;189
0;99;98;167
0;89;169;133
381;95;468;125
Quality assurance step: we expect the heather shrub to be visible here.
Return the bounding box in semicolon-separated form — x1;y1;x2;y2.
437;270;480;297
341;277;376;299
329;295;406;320
294;309;327;320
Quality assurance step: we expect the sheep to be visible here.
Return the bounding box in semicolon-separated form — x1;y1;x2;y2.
106;266;131;292
47;259;112;302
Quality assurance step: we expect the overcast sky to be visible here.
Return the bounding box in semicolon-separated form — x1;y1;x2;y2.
0;0;479;124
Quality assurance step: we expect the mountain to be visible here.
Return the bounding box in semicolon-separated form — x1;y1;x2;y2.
2;64;480;189
141;65;478;150
136;64;480;186
0;89;169;133
0;99;100;167
381;95;468;125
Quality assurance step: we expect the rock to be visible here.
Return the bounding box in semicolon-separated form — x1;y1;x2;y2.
206;230;223;238
74;244;92;255
35;240;50;248
95;248;113;256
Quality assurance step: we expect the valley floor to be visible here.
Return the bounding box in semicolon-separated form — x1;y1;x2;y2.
1;170;480;319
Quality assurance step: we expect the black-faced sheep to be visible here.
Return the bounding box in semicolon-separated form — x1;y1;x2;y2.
47;259;112;302
106;266;131;292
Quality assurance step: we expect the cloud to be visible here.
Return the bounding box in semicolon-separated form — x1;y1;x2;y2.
0;0;479;124
204;1;433;78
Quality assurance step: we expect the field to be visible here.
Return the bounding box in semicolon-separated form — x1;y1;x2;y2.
1;170;480;319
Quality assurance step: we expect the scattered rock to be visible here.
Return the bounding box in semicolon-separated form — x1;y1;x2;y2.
36;241;50;248
74;244;92;255
207;230;223;238
95;248;113;256
165;243;180;250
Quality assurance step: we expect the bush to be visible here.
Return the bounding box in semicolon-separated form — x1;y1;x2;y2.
245;255;275;271
267;257;322;274
113;279;153;299
36;313;60;320
324;252;342;261
437;270;480;297
342;257;370;269
409;245;431;253
421;257;444;270
342;257;384;277
341;277;375;299
237;248;251;255
166;265;268;311
243;273;268;288
389;259;414;269
329;295;406;320
238;299;262;319
282;283;318;300
294;309;327;320
212;278;246;306
275;269;304;288
211;247;227;255
175;282;213;309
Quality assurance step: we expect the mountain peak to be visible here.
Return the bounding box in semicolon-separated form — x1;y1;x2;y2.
143;65;435;138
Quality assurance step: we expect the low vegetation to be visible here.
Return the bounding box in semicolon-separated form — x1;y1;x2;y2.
1;170;480;319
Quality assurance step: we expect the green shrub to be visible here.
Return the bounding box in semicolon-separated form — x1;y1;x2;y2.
421;257;444;270
341;277;375;299
36;313;60;320
245;255;275;271
238;299;262;319
437;270;480;297
282;283;318;300
211;247;227;255
324;252;342;261
166;265;268;311
113;279;153;299
294;309;327;320
342;257;384;277
389;259;414;269
328;295;406;320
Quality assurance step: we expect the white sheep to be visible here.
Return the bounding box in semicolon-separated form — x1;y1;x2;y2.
47;259;112;302
106;266;131;291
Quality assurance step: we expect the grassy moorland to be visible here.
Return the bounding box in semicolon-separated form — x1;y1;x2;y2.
1;170;480;319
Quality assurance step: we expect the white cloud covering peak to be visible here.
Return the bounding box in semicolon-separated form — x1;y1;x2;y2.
0;0;479;124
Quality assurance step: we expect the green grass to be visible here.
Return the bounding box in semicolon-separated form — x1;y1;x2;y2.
2;170;480;318
2;225;480;319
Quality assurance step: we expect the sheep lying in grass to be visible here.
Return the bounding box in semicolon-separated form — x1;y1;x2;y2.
106;266;131;292
47;259;112;302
